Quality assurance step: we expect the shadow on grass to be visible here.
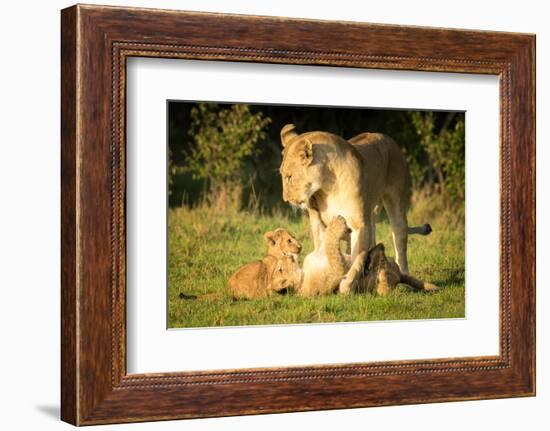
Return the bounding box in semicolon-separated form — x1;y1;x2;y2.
429;268;465;286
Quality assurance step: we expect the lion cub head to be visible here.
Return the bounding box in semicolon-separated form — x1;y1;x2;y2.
325;215;350;241
271;255;303;293
229;255;302;299
264;228;302;259
279;124;326;209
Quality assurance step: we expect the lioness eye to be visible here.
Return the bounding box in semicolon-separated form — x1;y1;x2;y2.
287;239;292;244
285;175;292;183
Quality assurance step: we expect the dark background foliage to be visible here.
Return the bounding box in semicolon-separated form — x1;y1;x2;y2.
168;101;465;212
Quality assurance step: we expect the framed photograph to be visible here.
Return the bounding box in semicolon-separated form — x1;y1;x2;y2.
61;4;535;425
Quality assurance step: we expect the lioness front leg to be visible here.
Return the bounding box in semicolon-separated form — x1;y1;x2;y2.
338;225;368;294
307;202;325;252
338;214;376;294
350;214;375;261
338;250;367;295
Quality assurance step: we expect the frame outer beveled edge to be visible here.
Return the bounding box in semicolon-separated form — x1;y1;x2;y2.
61;4;80;426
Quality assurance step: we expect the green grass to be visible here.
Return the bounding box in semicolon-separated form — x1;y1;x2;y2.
168;201;465;328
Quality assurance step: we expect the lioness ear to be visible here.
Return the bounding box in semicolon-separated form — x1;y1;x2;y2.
264;231;276;246
299;139;313;166
280;124;298;148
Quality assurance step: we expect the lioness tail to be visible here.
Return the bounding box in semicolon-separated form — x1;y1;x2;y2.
400;274;439;292
407;223;432;236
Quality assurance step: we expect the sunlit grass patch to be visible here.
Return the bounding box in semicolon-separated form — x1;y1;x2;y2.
168;196;465;328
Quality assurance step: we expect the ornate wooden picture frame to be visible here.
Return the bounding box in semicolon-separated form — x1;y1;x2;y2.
61;4;535;425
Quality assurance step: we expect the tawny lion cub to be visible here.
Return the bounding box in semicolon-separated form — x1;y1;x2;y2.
300;216;438;296
229;229;302;299
360;243;439;296
299;215;353;296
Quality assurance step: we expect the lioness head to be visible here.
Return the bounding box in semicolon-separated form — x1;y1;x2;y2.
264;228;302;258
279;124;325;209
271;255;302;293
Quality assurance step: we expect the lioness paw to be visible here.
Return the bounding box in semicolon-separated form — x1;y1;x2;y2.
338;277;353;295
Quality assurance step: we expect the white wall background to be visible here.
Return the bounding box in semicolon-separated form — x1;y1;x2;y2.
0;0;546;429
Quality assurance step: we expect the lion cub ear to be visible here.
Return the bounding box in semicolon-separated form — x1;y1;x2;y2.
264;231;276;246
299;139;313;166
280;124;298;148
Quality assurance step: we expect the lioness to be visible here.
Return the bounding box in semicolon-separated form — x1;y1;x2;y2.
228;255;301;299
299;216;438;297
279;124;431;293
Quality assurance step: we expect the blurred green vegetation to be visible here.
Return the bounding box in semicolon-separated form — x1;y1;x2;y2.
179;104;270;210
169;102;465;212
